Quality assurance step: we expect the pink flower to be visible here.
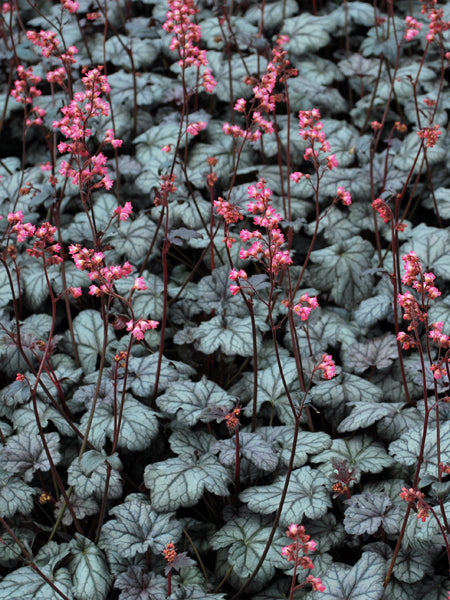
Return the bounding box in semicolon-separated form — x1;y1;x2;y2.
133;277;147;291
114;202;133;221
307;575;325;592
317;354;336;379
187;121;207;136
126;318;159;340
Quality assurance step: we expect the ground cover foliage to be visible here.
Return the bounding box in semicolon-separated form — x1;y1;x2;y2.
1;0;450;598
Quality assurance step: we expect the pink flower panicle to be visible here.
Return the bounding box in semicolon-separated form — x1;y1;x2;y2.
281;524;325;593
163;0;217;93
214;198;243;225
7;211;36;243
126;318;159;340
423;4;450;42
404;15;423;40
224;37;296;143
186;121;207;136
238;179;292;276
371;197;392;223
225;407;241;432
293;109;352;206
401;251;441;300
336;186;352;206
293;293;319;321
399;487;430;522
114;202;133;221
53;67;120;191
10;65;46;126
316;354;336;379
26;222;63;265
162;542;177;564
418;124;441;147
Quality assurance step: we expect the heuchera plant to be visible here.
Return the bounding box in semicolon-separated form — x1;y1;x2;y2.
1;0;450;598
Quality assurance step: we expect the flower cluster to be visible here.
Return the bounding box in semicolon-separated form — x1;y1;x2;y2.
114;202;133;221
420;0;450;42
292;293;319;321
316;354;336;380
401;251;440;299
163;0;216;93
237;179;292;276
371;197;406;231
7;211;36;243
53;67;122;191
214;198;243;225
417;124;441;148
10;65;46;126
25;222;63;266
126;318;159;340
223;36;297;143
281;524;325;593
404;15;423;41
225;407;241;432
399;487;430;522
290;109;351;206
163;542;177;564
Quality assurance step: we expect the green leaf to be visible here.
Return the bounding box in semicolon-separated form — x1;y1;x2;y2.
143;454;231;511
114;568;166;600
0;313;52;378
423;187;450;219
105;36;160;70
128;353;193;398
309;237;374;308
321;552;386;599
338;402;406;433
231;357;301;424
0;431;61;482
113;214;159;263
99;494;183;559
389;422;450;484
54;493;99;527
312;435;394;478
0;469;35;518
240;466;331;527
0;564;73;600
71;309;117;374
0;263;16;309
64;194;116;242
394;132;446;174
212;432;279;472
261;426;332;468
206;52;268;102
107;70;154;106
244;0;298;28
79;396;159;451
156;375;236;425
309;373;383;426
344;492;400;535
191;315;261;357
134;122;186;165
211;514;286;582
317;167;371;202
282;14;333;55
287;76;347;114
354;293;393;327
68;534;112;600
68;452;123;500
393;547;432;584
343;333;398;373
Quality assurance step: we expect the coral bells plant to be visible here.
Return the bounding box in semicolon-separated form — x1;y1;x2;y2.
3;0;450;598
